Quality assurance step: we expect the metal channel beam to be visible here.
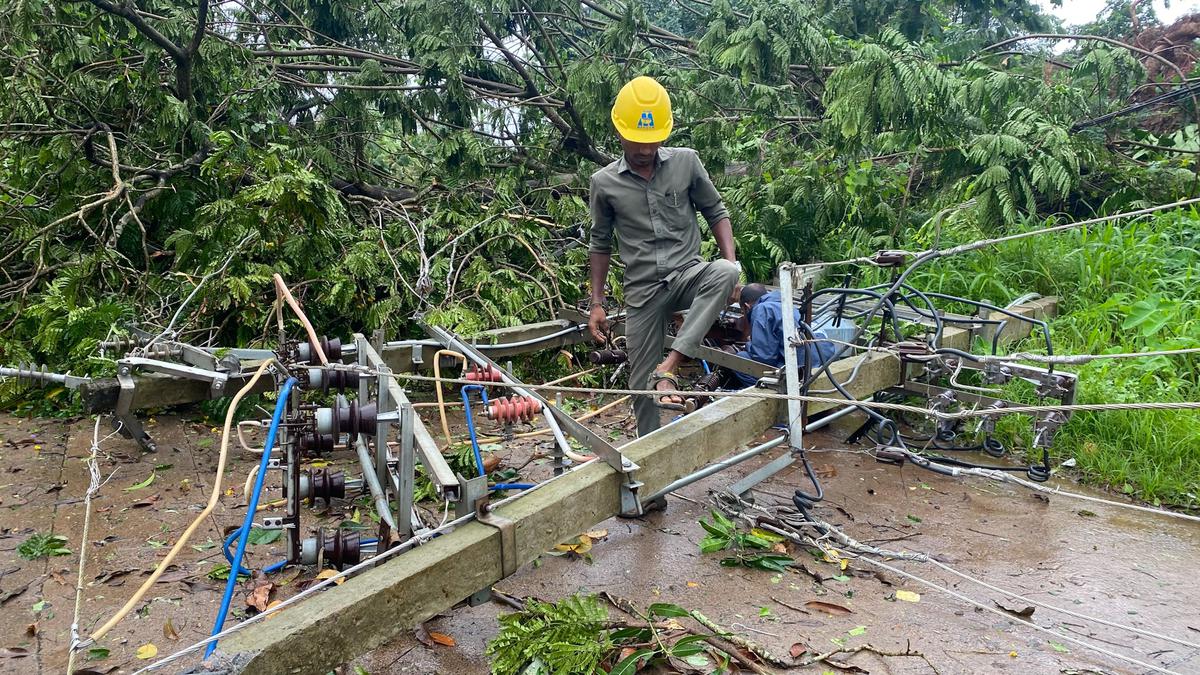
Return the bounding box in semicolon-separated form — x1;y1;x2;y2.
423;324;624;470
218;392;778;675
357;339;460;501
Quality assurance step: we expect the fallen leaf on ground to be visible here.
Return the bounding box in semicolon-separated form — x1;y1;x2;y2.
0;647;29;658
72;666;119;675
130;494;160;508
814;464;838;478
94;568;137;586
482;455;502;473
584;529;608;539
163;618;179;640
789;642;809;659
686;581;699;588
805;600;852;616
994;601;1035;619
314;569;344;586
135;643;157;659
894;590;921;603
554;534;593;555
246;580;274;612
25;623;36;637
123;473;156;492
428;631;456;647
847;625;867;637
413;624;434;648
262;599;282;619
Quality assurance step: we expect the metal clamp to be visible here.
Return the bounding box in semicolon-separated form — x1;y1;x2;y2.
475;497;518;577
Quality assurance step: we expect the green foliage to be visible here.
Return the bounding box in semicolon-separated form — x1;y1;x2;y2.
905;209;1200;505
699;510;795;571
18;532;71;560
486;594;611;675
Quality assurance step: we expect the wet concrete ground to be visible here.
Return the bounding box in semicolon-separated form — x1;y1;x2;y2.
2;403;1198;674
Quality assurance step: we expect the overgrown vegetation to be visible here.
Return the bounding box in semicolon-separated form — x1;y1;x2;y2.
17;532;72;560
487;594;743;675
2;1;1199;503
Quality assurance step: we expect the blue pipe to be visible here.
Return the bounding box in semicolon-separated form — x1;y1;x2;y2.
207;377;297;658
460;385;532;493
701;360;711;374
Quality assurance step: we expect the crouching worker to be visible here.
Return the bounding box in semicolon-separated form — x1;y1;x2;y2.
587;75;740;437
723;283;837;388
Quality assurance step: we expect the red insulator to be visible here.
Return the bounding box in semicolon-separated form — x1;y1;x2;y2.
463;363;504;383
486;395;542;423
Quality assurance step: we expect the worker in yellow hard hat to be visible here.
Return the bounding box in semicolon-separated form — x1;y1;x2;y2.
587;75;740;445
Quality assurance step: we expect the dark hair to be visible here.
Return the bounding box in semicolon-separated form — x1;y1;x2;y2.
739;283;768;306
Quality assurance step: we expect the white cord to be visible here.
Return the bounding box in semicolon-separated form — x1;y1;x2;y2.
962;465;1200;524
927;559;1200;651
857;555;1181;675
236;419;265;453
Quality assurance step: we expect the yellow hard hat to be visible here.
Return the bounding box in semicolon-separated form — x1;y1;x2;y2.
611;76;672;143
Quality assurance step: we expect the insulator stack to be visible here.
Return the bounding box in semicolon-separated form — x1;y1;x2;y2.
300;468;345;505
306;367;361;393
588;349;628;365
297;431;336;456
139;343;184;359
693;371;721;392
99;335;146;353
314;401;378;441
463;363;504;383
0;363;70;388
486;395;542;423
296;336;342;364
301;529;361;569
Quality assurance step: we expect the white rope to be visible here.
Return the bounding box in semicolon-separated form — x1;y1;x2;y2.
66;417;121;674
927;558;1200;651
857;556;1181;674
962;466;1200;523
334;367;1200;421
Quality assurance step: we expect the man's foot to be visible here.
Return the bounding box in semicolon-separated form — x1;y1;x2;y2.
650;370;688;410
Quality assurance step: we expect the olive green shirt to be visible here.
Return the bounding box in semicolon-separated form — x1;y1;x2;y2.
589;147;729;308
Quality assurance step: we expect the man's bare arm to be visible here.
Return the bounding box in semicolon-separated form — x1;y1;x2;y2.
588;251;612;342
711;217;736;263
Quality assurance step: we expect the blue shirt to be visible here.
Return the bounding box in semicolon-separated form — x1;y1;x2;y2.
737;290;836;371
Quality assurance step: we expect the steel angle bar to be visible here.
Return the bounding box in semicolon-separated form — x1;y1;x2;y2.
356;336;460;501
422;324;647;514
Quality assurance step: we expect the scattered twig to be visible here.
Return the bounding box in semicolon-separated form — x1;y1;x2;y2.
768;595;811;614
798;640;938;674
689;610;792;668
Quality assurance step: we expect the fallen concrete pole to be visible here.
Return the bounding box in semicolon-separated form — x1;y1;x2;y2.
215;351;895;673
217;391;779;674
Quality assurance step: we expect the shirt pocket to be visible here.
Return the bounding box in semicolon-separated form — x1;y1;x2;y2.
651;180;694;226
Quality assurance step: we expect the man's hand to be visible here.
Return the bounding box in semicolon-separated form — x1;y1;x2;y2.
588;304;610;343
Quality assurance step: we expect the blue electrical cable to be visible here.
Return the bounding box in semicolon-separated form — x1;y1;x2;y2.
206;376;296;658
461;385;532;493
701;360;711;374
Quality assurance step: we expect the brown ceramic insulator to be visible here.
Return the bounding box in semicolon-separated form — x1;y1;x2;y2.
486;395;542;423
298;432;336;456
587;349;628;365
307;468;345;505
463;363;503;382
323;529;361;570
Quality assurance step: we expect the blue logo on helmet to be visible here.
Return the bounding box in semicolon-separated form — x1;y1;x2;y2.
637;111;655;129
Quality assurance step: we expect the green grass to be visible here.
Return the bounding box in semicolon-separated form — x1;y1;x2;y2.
902;208;1200;507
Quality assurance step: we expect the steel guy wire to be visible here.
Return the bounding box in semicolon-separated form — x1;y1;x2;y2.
730;497;1192;673
324;365;1200;421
